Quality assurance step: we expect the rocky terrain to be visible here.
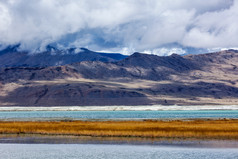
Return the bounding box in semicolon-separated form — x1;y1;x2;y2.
1;48;238;106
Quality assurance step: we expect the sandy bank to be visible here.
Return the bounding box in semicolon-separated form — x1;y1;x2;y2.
1;105;238;111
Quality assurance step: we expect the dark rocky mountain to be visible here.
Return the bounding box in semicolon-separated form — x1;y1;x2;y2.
0;52;199;82
0;44;21;56
0;45;127;67
0;49;238;106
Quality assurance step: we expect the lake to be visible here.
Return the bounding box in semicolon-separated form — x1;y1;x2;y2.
1;107;238;158
0;110;238;121
0;144;237;159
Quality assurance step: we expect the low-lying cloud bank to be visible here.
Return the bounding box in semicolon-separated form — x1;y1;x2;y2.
0;0;237;55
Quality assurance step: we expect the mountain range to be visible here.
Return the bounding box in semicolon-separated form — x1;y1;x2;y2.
0;45;127;67
0;46;238;106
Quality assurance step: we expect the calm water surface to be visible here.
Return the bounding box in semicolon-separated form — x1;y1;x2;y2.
0;144;237;159
0;110;238;120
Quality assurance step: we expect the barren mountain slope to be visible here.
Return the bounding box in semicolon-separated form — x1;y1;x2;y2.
1;50;238;106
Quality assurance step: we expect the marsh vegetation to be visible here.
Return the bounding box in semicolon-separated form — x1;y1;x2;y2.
0;119;238;139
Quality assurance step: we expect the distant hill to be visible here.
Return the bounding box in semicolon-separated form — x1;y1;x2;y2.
1;49;238;106
0;45;128;67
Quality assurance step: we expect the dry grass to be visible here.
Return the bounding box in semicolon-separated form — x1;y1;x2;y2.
0;119;238;139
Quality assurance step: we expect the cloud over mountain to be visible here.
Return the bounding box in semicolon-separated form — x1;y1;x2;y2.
0;0;236;55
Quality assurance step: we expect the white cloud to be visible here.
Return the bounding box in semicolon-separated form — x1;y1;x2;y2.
0;4;11;32
0;0;236;54
143;48;186;56
182;0;238;48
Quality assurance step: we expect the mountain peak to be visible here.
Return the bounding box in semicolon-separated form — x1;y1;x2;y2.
45;45;58;52
0;44;21;55
80;48;90;52
227;49;238;53
170;53;180;57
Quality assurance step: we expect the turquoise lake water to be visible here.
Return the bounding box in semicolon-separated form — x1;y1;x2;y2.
0;110;238;120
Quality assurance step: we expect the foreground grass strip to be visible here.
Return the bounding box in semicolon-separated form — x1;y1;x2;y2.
0;119;238;139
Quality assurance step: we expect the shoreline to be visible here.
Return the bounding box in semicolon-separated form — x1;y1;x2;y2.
0;117;237;122
1;105;238;111
1;134;238;148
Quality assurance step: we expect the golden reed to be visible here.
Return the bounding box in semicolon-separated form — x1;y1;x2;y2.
0;119;238;139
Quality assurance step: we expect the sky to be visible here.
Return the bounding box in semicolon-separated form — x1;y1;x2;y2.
0;0;237;55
